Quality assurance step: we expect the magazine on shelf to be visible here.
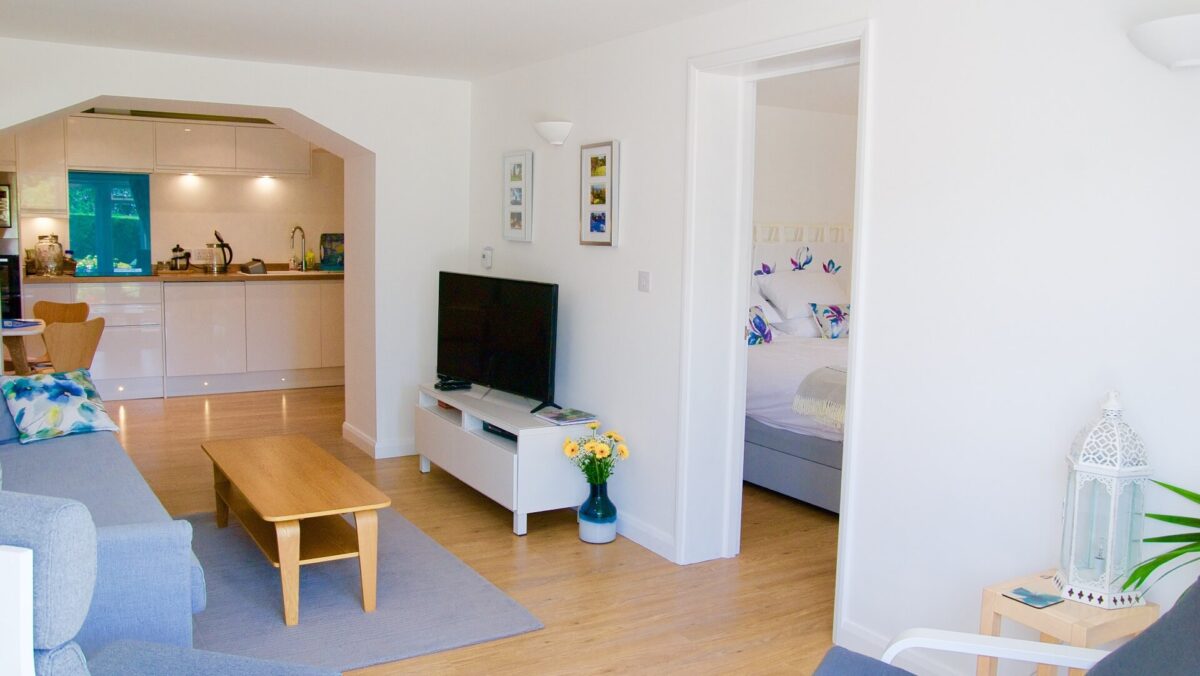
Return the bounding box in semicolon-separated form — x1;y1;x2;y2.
2;319;40;330
534;407;597;426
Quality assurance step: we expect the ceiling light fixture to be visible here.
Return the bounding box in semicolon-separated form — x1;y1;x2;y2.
534;121;573;146
1129;13;1200;68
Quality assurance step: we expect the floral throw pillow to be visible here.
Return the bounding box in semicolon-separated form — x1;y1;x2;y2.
746;306;773;346
0;369;119;444
810;303;850;340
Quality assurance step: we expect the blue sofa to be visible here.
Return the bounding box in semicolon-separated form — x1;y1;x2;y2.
0;405;206;655
1;489;337;675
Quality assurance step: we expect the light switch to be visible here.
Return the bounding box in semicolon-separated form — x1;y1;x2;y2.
481;246;494;270
637;270;651;293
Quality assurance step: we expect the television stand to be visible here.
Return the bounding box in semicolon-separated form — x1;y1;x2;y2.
414;384;588;535
529;400;560;415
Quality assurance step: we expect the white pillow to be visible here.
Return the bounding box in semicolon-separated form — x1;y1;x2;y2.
771;315;822;338
757;270;848;320
748;287;783;324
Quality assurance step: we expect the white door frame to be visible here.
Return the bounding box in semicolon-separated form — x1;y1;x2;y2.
675;20;873;640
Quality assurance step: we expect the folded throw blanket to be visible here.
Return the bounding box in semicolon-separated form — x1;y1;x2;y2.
792;366;848;430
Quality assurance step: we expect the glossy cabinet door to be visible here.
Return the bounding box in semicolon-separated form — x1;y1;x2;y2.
0;130;15;171
320;281;344;367
164;282;247;376
91;325;164;380
244;282;321;372
16;118;68;214
235;127;311;175
155;122;236;171
65;117;155;172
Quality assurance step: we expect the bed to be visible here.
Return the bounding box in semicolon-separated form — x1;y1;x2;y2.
743;229;851;512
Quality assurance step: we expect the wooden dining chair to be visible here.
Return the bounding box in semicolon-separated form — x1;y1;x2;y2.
42;317;106;372
27;301;91;369
33;301;91;326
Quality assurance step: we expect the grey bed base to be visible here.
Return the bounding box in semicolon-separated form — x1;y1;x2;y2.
743;416;842;513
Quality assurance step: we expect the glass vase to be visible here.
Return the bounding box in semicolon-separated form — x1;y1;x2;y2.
578;482;617;544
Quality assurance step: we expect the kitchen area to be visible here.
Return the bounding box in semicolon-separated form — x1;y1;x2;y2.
0;110;346;401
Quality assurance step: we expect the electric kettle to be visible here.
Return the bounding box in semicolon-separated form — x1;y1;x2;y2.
206;230;233;274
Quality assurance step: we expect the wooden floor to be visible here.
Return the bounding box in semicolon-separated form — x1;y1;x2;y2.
115;386;839;674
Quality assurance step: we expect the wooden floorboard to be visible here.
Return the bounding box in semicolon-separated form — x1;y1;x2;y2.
114;386;838;674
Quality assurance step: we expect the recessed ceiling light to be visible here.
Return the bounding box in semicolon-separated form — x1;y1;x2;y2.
183;127;192;132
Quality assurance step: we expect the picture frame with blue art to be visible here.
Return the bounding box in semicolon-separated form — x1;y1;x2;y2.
579;141;618;246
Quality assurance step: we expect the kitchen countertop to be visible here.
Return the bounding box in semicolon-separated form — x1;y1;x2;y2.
24;270;343;284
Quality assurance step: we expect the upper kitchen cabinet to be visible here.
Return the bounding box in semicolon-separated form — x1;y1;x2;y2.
235;127;310;175
0;130;15;171
66;117;155;172
16;118;68;215
155;122;236;171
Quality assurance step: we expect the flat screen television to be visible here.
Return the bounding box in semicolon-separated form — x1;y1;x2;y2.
436;272;559;410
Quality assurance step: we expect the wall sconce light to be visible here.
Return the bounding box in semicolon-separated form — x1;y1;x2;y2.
1129;14;1200;68
534;121;573;146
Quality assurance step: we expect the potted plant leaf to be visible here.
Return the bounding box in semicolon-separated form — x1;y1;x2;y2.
1123;481;1200;593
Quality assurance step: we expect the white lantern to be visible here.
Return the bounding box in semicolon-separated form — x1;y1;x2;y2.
1054;392;1151;609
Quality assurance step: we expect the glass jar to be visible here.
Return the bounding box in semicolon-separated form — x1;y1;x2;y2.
36;235;65;277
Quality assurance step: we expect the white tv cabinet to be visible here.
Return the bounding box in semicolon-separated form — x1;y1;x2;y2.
414;384;588;535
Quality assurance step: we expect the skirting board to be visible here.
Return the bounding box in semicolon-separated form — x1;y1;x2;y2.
837;619;963;676
342;421;413;459
616;510;675;563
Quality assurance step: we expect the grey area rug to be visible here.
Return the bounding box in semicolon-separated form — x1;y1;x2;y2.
186;509;542;672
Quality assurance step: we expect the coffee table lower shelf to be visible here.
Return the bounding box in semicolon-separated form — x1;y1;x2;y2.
215;483;360;567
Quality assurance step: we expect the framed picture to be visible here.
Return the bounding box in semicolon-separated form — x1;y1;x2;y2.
0;185;10;229
503;150;533;242
580;141;618;246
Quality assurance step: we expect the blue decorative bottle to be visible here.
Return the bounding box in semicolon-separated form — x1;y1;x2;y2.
578;482;617;543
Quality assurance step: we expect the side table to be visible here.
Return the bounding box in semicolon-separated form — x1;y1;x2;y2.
978;570;1158;676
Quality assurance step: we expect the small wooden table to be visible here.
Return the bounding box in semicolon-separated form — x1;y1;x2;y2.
1;319;46;375
201;434;392;626
977;570;1159;676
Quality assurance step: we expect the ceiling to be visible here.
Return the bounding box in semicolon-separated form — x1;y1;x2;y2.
0;0;749;80
756;64;860;115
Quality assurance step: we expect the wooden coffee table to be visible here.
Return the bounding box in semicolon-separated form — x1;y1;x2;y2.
201;434;392;626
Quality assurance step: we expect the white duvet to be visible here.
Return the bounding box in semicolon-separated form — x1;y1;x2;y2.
745;334;848;442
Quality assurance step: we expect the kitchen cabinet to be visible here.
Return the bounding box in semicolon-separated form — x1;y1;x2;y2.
16;118;68;215
320;281;344;367
0;130;15;171
245;282;321;372
164;282;247;376
66;117;155;172
155;122;236;171
235;127;311;175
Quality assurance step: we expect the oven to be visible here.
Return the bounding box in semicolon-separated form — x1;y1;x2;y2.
0;254;21;319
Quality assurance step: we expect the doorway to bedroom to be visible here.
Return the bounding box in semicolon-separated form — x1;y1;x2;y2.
678;23;871;642
743;65;859;517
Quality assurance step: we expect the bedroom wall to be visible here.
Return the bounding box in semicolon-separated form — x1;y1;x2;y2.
470;0;1200;673
753;106;857;227
0;37;471;457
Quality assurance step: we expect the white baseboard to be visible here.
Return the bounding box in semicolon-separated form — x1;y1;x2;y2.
837;618;962;676
342;421;376;455
372;437;414;459
342;422;414;459
616;510;675;562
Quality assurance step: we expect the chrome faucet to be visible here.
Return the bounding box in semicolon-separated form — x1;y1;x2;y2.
290;226;307;271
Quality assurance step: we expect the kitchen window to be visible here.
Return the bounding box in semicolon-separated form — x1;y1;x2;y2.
68;171;152;276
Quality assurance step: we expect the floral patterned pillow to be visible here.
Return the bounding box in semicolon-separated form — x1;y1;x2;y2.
746;306;773;346
810;303;850;340
0;369;119;444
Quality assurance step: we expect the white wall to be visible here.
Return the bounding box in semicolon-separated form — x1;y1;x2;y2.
0;37;470;457
470;0;1200;672
753;106;856;226
149;151;344;265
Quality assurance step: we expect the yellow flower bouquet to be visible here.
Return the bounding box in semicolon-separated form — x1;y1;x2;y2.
563;421;630;485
